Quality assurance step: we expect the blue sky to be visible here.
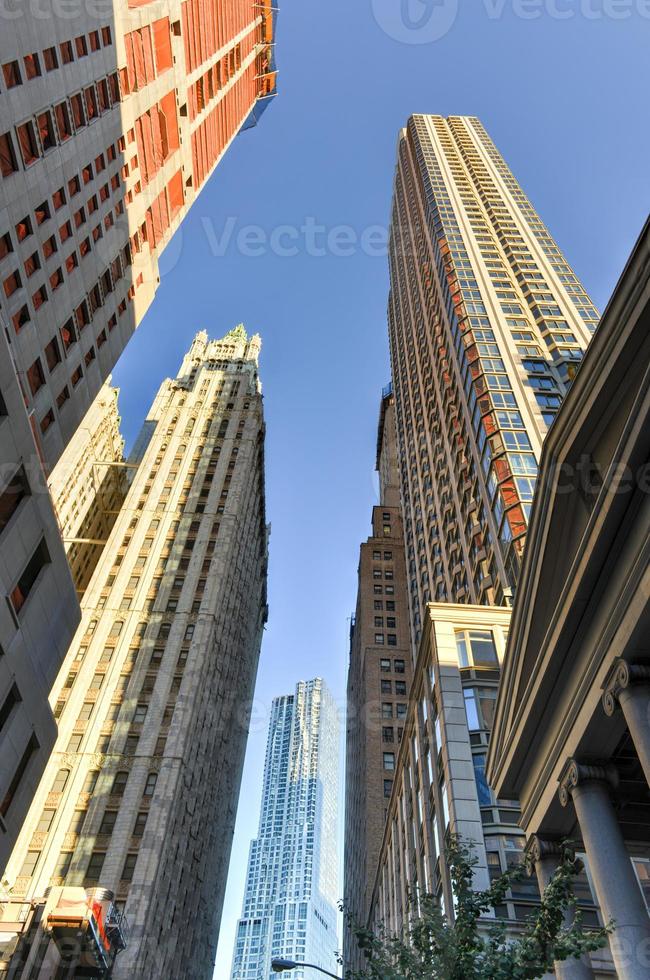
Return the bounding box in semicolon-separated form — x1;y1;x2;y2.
111;1;650;975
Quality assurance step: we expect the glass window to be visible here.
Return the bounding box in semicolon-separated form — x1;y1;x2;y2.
383;752;395;771
455;629;498;668
472;752;492;806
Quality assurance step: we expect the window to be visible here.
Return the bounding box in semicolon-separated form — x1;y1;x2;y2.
382;726;394;742
36;807;56;834
380;659;391;672
10;538;50;614
17;121;39;165
53;851;73;878
387;634;397;646
99;810;117;834
19;851;40;877
121;854;137;881
463;686;498;731
85;851;105;882
394;659;405;674
0;733;39;816
133;703;147;724
68;809;87;834
396;703;407;720
43;47;58;71
0;466;30;534
133;811;148;836
2;61;21;88
143;772;157;797
0;131;18;176
472;752;493;806
111;771;128;795
395;681;406;696
383;779;393;798
381;703;392;718
455;630;499;669
383;752;395;770
381;679;391;694
51;768;70;793
83;770;99;794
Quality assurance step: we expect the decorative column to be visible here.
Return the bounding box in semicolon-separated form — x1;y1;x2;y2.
524;836;594;979
602;659;650;786
559;759;650;980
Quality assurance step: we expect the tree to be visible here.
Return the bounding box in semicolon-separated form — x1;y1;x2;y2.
342;836;611;979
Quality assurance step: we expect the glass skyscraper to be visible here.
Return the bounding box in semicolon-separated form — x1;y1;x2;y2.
230;678;339;980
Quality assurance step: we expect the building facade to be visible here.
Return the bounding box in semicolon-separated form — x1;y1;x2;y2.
230;679;339;980
488;221;650;980
343;386;412;972
48;380;127;595
369;604;525;929
0;326;269;979
0;0;277;471
0;312;79;872
388;114;598;649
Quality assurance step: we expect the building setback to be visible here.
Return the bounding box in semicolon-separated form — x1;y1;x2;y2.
230;679;339;980
0;0;277;471
48;379;127;595
388;114;598;649
0;326;269;979
343;386;412;972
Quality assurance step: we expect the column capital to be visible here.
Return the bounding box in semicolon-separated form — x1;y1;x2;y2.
524;834;575;875
602;658;650;716
558;758;618;808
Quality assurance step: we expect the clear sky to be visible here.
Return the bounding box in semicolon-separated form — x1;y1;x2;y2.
111;1;650;976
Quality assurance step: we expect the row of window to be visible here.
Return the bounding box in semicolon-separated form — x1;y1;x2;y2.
1;26;113;90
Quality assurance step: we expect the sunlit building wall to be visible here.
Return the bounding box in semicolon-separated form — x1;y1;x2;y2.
388;114;598;649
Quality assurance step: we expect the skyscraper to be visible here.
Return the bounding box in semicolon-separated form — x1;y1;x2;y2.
0;1;277;470
0;326;269;979
48;379;127;595
343;386;412;972
0;311;79;871
388;114;598;646
230;679;339;980
0;1;277;885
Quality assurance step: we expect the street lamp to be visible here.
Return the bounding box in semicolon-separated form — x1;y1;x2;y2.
271;957;341;979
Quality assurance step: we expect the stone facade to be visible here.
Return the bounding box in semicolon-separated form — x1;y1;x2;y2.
48;379;126;595
0;326;269;979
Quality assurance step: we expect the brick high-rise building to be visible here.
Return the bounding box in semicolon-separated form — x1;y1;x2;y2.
0;326;269;979
343;385;412;972
48;379;127;595
388;115;598;648
0;1;277;471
